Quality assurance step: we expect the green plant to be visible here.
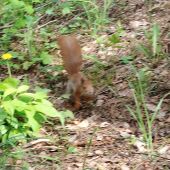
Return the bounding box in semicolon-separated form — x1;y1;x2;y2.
127;66;169;154
1;53;13;77
0;0;36;50
21;17;54;70
80;0;114;34
26;19;34;57
57;0;114;34
84;54;107;66
137;23;165;59
0;146;28;169
0;1;56;70
0;77;73;144
108;21;124;45
120;56;134;64
129;66;151;102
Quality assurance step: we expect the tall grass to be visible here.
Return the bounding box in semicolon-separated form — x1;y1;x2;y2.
127;66;169;154
137;23;164;60
79;0;114;34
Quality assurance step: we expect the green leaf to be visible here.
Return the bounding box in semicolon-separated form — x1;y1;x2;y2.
35;87;50;94
17;85;29;94
67;146;77;153
12;99;27;112
0;125;8;135
3;77;20;88
34;112;47;124
8;130;25;141
62;7;71;15
14;18;26;28
23;61;33;70
152;23;160;56
18;94;33;103
0;108;7;123
2;101;15;115
34;92;48;100
7;117;19;129
33;0;41;2
41;99;53;106
10;0;25;8
0;83;6;91
109;34;121;44
25;5;34;14
34;102;60;117
46;9;54;15
18;92;47;100
58;110;74;126
3;87;16;98
34;99;73;126
25;111;41;132
120;56;134;64
40;51;53;65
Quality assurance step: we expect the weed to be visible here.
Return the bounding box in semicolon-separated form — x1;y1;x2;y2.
0;53;73;145
137;23;166;60
129;66;151;102
80;0;114;35
120;56;134;64
127;66;169;154
58;0;114;35
83;54;115;87
108;21;125;46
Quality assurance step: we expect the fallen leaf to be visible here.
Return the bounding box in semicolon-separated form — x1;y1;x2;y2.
100;122;110;128
134;140;146;153
77;119;89;128
96;99;104;106
121;164;130;170
95;150;104;155
158;145;170;155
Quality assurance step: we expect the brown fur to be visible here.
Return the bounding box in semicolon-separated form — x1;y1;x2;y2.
58;35;94;110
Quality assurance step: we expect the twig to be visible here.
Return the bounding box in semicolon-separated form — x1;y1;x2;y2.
23;138;50;148
36;18;59;29
33;14;47;25
0;23;13;30
130;151;170;161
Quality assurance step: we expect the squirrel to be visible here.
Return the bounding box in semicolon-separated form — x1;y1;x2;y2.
57;35;94;110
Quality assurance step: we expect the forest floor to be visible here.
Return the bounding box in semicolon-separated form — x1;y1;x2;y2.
2;0;170;170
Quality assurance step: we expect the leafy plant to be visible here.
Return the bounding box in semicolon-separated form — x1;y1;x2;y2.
0;0;35;50
0;1;56;70
108;21;124;45
0;77;73;144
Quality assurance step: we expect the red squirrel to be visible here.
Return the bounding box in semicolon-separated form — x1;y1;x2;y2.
58;35;94;110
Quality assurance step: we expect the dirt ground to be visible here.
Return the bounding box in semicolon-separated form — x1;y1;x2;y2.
1;0;170;169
